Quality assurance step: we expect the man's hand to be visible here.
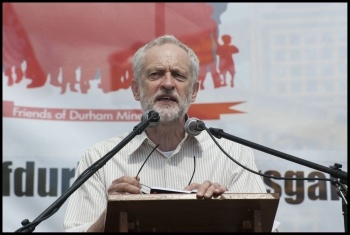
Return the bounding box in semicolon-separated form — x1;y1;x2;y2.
107;176;142;195
184;180;228;199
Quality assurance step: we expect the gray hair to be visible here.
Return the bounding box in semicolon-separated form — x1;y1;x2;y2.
132;34;199;86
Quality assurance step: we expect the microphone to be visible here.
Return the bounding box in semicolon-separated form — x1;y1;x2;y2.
185;117;206;136
141;109;160;127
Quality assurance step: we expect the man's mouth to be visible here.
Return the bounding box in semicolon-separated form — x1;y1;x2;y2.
156;95;178;102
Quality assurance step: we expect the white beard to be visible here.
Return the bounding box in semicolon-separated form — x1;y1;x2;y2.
139;87;192;123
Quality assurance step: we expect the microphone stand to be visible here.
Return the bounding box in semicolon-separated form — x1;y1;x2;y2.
209;127;348;232
15;112;160;233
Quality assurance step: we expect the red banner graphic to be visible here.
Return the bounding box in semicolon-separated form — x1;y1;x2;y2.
188;101;245;119
3;100;244;122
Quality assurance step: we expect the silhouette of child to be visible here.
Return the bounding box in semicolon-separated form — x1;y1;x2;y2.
217;34;239;87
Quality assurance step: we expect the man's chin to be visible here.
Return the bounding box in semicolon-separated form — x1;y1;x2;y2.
157;110;181;122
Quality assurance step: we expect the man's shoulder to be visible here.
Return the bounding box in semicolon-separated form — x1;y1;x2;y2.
89;131;147;153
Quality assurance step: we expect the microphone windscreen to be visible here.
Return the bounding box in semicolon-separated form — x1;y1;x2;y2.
185;117;202;136
141;110;160;127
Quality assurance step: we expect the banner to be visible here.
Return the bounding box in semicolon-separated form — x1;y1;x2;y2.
3;3;347;232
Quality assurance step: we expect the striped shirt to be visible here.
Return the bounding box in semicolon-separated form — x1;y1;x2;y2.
63;130;268;232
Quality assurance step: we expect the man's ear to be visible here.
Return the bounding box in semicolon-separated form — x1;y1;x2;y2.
131;80;140;101
191;81;200;102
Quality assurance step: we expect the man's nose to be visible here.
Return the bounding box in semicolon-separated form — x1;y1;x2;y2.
161;72;175;89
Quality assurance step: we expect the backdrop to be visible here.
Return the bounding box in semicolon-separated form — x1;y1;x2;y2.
3;2;347;232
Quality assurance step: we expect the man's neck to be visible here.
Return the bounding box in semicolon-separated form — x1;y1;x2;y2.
145;121;186;152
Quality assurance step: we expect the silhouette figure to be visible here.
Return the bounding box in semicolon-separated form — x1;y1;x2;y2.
100;41;144;92
217;34;239;87
3;3;47;88
192;5;222;90
194;28;222;90
59;67;79;94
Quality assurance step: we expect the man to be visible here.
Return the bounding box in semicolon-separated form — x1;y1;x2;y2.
64;34;273;232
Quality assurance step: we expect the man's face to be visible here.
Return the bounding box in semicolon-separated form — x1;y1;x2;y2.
132;43;199;122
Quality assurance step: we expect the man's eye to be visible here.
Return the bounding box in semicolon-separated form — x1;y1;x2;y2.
174;73;186;81
149;71;163;78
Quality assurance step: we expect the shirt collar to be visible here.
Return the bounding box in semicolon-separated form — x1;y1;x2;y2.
128;131;151;155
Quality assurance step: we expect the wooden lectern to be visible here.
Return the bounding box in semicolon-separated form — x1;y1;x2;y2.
104;193;279;232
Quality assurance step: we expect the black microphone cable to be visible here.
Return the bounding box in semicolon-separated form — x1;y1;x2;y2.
200;124;333;183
